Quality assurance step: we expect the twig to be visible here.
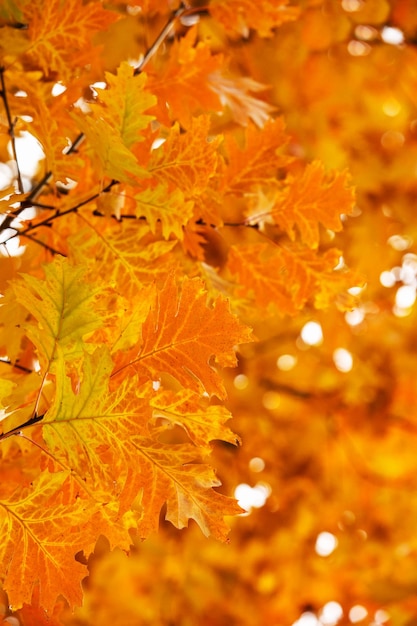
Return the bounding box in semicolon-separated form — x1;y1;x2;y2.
0;357;32;373
134;2;189;75
0;67;24;194
0;412;44;441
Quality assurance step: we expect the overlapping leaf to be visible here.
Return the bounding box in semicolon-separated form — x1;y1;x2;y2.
134;186;194;240
150;389;240;448
208;0;300;37
10;256;102;369
148;116;222;195
0;472;95;612
147;29;223;126
112;275;253;398
22;0;119;79
42;348;241;542
130;438;243;540
246;161;355;248
222;118;291;195
227;243;361;314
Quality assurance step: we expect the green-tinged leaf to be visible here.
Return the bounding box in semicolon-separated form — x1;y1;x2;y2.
94;64;156;148
11;256;102;369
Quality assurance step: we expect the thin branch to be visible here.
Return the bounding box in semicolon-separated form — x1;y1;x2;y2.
134;2;189;75
0;357;33;373
21;232;66;256
0;67;24;193
0;412;44;441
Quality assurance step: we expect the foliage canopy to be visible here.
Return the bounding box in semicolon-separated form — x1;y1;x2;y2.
1;1;417;625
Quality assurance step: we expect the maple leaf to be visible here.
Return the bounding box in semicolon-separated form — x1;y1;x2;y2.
112;275;253;398
150;389;241;448
148;116;222;196
0;472;95;611
22;0;119;79
10;256;102;370
227;243;360;314
246;161;356;248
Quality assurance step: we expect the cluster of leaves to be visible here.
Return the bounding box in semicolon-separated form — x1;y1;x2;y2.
5;0;417;625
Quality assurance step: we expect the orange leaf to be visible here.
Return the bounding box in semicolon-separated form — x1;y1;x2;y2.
147;28;223;126
0;472;94;612
23;0;119;79
112;275;253;398
227;243;361;314
130;438;243;540
209;0;300;37
150;389;241;448
223;117;291;195
246;161;356;248
148;116;222;196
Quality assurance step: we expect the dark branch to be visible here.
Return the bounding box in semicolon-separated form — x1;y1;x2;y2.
0;412;44;442
0;67;24;194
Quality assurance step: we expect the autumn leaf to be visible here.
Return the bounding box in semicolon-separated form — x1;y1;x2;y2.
208;0;300;37
134;185;194;240
112;275;253;398
227;242;360;314
91;64;156;149
222;117;291;195
148;116;222;196
10;256;102;369
246;161;356;248
22;0;119;79
150;388;240;448
147;28;223;126
130;438;243;540
0;472;95;612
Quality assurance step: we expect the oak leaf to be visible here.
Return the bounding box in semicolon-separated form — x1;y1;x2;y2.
150;389;240;448
148;116;222;196
208;0;300;38
223;117;291;195
129;438;243;540
91;64;156;149
22;0;119;79
112;275;253;398
134;185;194;240
0;472;95;612
147;28;223;126
227;243;360;314
246;161;356;248
11;256;102;369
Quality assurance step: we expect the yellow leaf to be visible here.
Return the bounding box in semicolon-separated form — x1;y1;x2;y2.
11;256;102;369
134;185;194;239
92;64;156;149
